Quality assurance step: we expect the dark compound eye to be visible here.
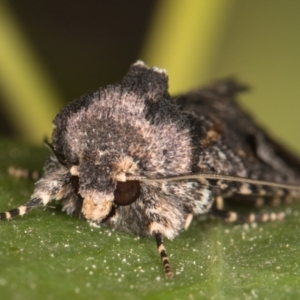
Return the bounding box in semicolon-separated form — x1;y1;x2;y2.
113;181;140;206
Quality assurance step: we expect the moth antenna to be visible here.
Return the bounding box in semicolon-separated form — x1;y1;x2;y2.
44;137;67;166
43;137;53;151
130;173;300;192
210;207;285;223
154;232;173;279
0;197;43;221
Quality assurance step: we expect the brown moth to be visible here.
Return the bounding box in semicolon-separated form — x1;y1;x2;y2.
1;61;300;278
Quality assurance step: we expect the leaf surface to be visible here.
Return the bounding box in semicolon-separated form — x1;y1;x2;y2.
0;140;300;300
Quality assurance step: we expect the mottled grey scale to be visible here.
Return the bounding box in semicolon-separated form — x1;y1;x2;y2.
52;91;95;162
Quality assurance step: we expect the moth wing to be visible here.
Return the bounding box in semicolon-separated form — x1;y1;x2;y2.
173;79;300;192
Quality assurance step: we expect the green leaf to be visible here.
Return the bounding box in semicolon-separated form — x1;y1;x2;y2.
1;139;300;300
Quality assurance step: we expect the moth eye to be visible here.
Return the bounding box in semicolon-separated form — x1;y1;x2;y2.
113;181;140;206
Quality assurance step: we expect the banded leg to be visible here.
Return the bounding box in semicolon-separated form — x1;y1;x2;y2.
8;166;41;181
0;198;43;220
1;169;72;221
227;194;295;208
210;207;285;223
154;232;173;278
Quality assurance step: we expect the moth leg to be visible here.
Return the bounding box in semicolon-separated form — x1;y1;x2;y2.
154;232;173;278
0;170;71;221
210;207;285;223
0;197;44;220
267;195;296;207
7;166;41;181
215;195;224;210
228;194;294;208
184;213;193;230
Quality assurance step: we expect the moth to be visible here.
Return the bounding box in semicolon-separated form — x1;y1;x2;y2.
1;61;300;278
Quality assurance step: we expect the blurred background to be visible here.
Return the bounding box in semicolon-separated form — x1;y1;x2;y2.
0;0;299;155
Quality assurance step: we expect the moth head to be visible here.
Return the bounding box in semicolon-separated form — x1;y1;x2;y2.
68;151;141;221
